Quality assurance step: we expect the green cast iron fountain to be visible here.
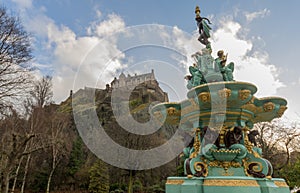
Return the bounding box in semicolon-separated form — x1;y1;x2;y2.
151;5;289;193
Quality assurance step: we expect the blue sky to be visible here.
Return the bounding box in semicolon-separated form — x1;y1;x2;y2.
4;0;300;122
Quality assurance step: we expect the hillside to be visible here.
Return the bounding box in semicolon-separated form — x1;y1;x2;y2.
53;75;180;193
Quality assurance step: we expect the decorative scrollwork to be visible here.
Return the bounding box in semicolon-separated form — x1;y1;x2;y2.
193;161;208;177
243;159;265;178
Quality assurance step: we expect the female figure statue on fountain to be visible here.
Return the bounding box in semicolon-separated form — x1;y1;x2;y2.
195;6;212;46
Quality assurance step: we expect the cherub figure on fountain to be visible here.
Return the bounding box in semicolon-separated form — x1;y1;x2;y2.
215;50;234;81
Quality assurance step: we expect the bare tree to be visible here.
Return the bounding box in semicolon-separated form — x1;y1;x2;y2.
8;79;55;193
0;109;39;193
0;7;32;112
254;120;300;170
10;100;46;193
45;111;70;193
30;76;53;108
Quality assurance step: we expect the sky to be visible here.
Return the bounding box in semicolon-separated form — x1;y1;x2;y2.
3;0;300;122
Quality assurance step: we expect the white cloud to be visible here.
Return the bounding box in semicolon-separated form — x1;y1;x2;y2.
14;2;127;102
212;21;252;62
245;8;270;22
209;19;285;97
47;18;126;102
87;14;125;37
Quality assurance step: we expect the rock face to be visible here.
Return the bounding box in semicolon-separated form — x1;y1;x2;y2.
56;71;179;189
71;70;173;149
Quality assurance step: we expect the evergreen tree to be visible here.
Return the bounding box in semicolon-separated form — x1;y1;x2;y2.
68;137;84;176
89;159;110;193
280;158;300;189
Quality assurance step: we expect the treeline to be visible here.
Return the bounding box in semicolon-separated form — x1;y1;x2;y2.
253;121;300;188
0;89;178;193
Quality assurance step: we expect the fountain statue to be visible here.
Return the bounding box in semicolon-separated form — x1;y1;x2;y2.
151;5;289;193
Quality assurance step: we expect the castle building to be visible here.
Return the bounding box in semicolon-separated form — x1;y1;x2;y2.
110;69;155;89
110;69;168;103
72;70;168;104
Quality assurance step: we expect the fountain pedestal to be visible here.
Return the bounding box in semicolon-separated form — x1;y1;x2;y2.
166;176;289;193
